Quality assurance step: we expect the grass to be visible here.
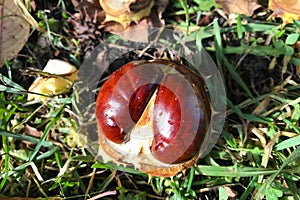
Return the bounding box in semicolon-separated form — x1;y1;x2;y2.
0;0;300;199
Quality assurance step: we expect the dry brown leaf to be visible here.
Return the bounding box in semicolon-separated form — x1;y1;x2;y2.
224;186;238;198
0;0;30;67
24;124;43;138
100;0;154;28
73;0;105;23
251;97;270;116
269;0;300;24
153;0;168;26
104;0;168;36
216;0;261;15
72;0;168;34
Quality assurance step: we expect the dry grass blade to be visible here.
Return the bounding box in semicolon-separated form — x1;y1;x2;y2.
14;0;42;31
87;190;117;200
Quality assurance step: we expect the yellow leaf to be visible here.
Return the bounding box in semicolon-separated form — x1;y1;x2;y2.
269;0;300;25
100;0;154;28
28;59;78;101
66;129;87;148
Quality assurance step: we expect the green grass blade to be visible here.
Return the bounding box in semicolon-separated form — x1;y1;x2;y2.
0;135;9;190
98;170;116;193
256;146;300;199
275;135;300;151
55;151;63;169
237;15;243;39
178;0;190;35
283;118;300;134
221;54;254;98
239;176;257;200
213;19;254;98
36;146;59;160
0;129;53;147
0;85;27;94
29;104;65;161
213;18;223;69
73;169;87;193
0;73;24;90
186;166;195;193
284;177;300;200
227;99;273;123
196;165;277;177
294;19;300;29
4;104;18;122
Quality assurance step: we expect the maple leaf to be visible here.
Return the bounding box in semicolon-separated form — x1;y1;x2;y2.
215;0;261;16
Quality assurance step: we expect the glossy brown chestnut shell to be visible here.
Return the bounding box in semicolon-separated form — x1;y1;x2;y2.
95;59;211;176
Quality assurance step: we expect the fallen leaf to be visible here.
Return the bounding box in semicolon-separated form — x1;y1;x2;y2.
104;0;168;38
116;20;153;42
24;124;43;138
224;186;238;198
9;149;32;161
100;0;154;28
269;0;300;25
153;0;169;26
72;0;168;34
0;0;30;67
28;59;78;101
72;0;105;23
66;129;87;148
215;0;261;15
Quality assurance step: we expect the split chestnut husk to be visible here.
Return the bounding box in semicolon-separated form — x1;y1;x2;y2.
95;59;211;177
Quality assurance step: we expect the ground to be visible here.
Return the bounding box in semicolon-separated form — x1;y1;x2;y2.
0;0;300;199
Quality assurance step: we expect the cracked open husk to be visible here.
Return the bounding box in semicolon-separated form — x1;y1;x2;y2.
96;83;202;177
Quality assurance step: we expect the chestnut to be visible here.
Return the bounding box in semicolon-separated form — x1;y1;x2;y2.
95;59;211;176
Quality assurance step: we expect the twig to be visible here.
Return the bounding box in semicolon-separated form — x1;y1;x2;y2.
85;168;97;200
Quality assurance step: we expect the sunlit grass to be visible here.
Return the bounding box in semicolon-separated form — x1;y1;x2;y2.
0;0;299;199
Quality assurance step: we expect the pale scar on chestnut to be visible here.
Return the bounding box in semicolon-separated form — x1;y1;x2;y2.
95;59;211;177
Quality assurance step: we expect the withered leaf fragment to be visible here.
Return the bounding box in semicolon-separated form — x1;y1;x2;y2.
215;0;261;16
0;0;30;67
99;0;154;28
269;0;300;24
